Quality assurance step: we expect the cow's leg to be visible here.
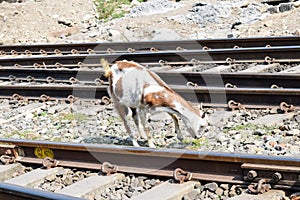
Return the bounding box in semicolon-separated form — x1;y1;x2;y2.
139;109;156;148
131;108;148;140
169;113;183;141
114;102;139;147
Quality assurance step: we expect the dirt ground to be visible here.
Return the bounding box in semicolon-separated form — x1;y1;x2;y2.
0;0;300;45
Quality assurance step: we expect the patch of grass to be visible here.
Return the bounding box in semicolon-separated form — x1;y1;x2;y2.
33;111;48;118
93;0;146;21
58;113;88;121
94;0;130;21
182;138;209;150
224;123;278;135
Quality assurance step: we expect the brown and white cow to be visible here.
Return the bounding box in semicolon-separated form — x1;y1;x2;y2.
102;59;208;148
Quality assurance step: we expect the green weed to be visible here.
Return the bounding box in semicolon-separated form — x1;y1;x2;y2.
182;137;209;149
58;113;88;121
93;0;145;21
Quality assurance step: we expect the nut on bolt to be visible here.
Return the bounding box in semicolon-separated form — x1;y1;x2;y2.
272;172;282;183
247;170;258;181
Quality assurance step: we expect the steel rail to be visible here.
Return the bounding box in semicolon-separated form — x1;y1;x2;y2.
1;46;300;67
0;84;299;107
1;37;300;55
0;182;81;200
1;68;300;89
1;138;300;189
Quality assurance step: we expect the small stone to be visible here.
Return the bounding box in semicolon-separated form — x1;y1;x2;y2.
220;184;229;191
108;29;124;42
223;189;229;197
227;145;235;153
234;133;242;141
62;175;73;186
88;31;98;38
215;187;224;196
294;115;300;122
131;178;140;188
272;129;281;135
57;19;73;27
206;190;218;199
287;129;300;136
204;182;218;192
229;189;237;197
290;145;300;154
45;174;57;182
267;6;279;14
279;3;294;12
152;28;182;41
48;182;62;191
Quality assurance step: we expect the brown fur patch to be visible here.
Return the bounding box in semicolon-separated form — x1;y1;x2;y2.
143;90;175;108
116;60;143;71
143;84;200;116
114;77;123;98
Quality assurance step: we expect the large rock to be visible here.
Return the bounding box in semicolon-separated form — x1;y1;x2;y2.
152;28;182;40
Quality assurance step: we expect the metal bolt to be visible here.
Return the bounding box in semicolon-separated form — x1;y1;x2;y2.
272;172;282;183
247;170;258;181
235;187;243;195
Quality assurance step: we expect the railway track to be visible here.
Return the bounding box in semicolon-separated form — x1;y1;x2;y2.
1;37;300;199
2;46;300;67
1;36;300;56
1;65;300;108
0;138;299;199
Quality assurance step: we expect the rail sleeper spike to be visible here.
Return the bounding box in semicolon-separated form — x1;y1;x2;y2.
87;48;95;54
11;50;18;56
46;76;55;83
101;161;118;175
228;100;245;111
12;93;23;101
40;94;51;102
127;47;136;53
173;168;192;184
71;49;79;54
39;49;47;56
225;83;237;88
54;49;62;55
26;75;35;82
100;96;111;105
0;155;15;165
0;148;17;165
42;157;59;169
247;179;271;194
66;95;77;104
280;102;295;113
24;50;32;56
264;56;275;64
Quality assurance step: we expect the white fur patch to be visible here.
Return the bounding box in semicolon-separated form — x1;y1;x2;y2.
143;85;165;95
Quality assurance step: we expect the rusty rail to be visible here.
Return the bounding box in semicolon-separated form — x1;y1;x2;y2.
0;84;299;108
1;68;300;89
2;46;300;67
1;36;300;56
0;138;300;191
